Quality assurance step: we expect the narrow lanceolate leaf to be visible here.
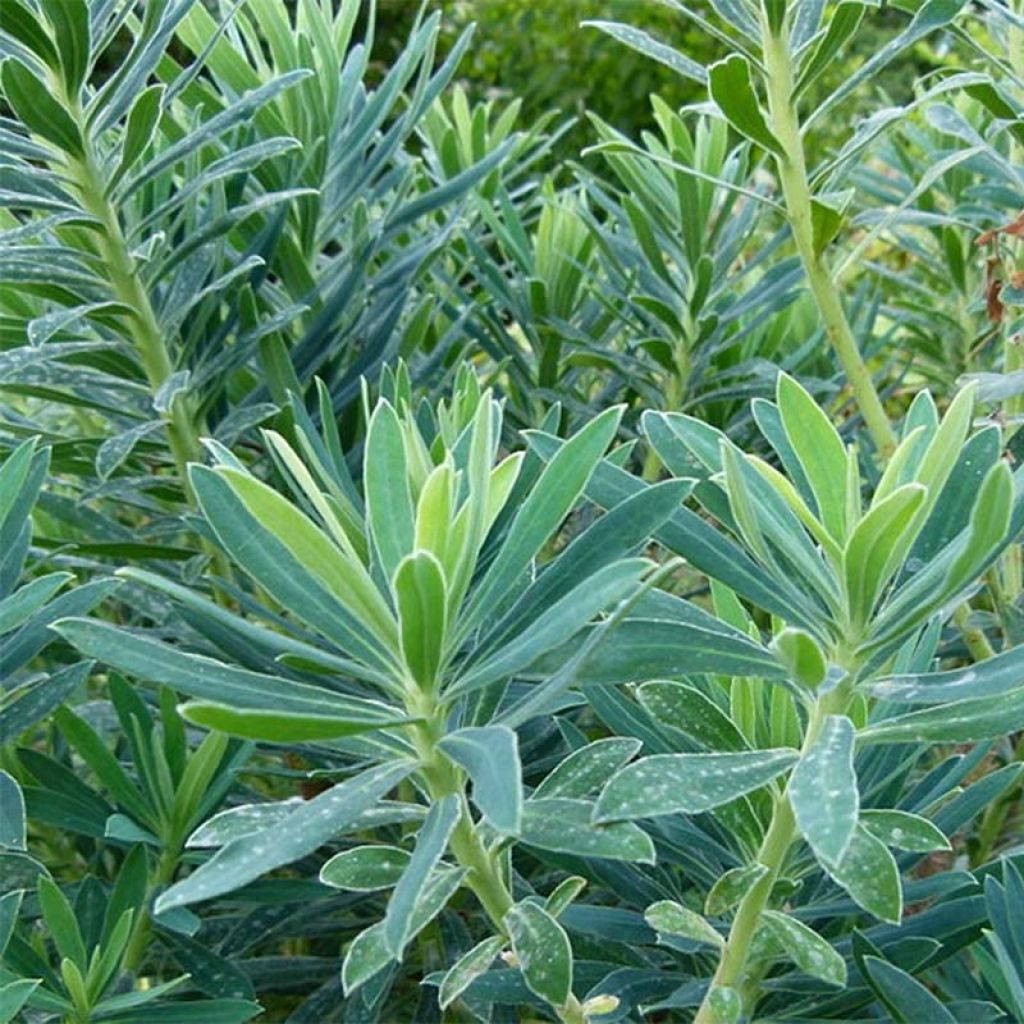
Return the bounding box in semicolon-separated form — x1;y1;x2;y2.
320;845;411;892
0;978;39;1022
860;811;950;853
760;910;847;986
788;716;858;866
155;761;413;912
706;864;769;916
871;644;1024;704
342;868;465;995
0;774;25;851
637;680;748;750
775;374;849;541
862;957;958;1024
545;877;587;919
533;738;642;799
393;551;448;690
178;701;411;743
466;406;624;632
438;727;522;834
439;935;505;1010
858;690;1024;745
384;795;460;958
824;825;902;924
505;902;573;1008
844;484;926;630
520;799;655;863
708;55;783;156
594;750;798;823
645;901;723;948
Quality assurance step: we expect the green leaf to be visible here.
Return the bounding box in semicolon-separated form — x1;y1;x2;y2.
645;900;723;948
38;877;86;969
0;0;59;67
521;799;655;863
858;689;1024;745
0;772;25;851
0;573;70;635
438;935;505;1010
190;466;398;667
466;406;624;631
533;738;641;799
0;979;39;1024
844;484;926;630
824;825;902;923
1;59;83;157
54;618;393;720
505;902;573;1009
705;864;769;916
771;628;828;690
342;869;465;995
364;401;416;580
637;679;748;750
860;810;949;852
871;644;1024;705
760;910;847;986
708;55;783;156
594;749;798;823
178;701;409;743
320;845;412;891
862;957;957;1023
705;986;742;1024
788;715;858;866
110;84;164;188
0;891;22;957
438;726;522;834
384;794;460;957
156;761;413;912
810;191;852;255
794;3;864;97
776;374;848;541
39;0;89;97
583;21;708;84
545;877;587;918
394;551;448;690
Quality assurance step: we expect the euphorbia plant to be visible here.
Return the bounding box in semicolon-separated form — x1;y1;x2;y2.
529;374;1024;1021
56;367;691;1022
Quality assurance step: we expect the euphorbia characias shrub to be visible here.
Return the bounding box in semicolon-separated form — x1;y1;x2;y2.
527;373;1024;1021
57;366;697;1022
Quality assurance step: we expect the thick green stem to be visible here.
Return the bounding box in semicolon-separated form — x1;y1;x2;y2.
761;23;897;456
695;687;847;1023
121;843;180;975
952;602;995;663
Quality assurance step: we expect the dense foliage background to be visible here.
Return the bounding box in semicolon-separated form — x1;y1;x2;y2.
3;0;1024;1022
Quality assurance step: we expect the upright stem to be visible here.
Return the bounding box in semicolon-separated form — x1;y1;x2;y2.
694;686;847;1024
761;20;897;456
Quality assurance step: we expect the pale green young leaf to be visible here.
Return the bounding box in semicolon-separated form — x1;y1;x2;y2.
776;374;848;541
38;877;87;969
438;935;505;1010
788;715;858;866
873;426;927;505
320;845;412;891
505;902;573;1009
178;701;410;743
705;863;769;916
843;483;926;631
760;910;847;986
594;749;798;823
364;401;416;580
463;406;624;634
438;726;521;834
910;382;976;518
645;900;723;948
415;461;456;564
860;810;950;852
545;877;587;919
708;55;784;156
393;551;448;691
771;628;828;690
